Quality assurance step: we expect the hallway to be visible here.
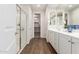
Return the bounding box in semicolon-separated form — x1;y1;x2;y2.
1;4;79;54
21;38;57;54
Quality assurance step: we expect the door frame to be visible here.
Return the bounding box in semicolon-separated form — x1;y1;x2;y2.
16;4;27;52
16;4;21;51
33;12;41;38
20;9;27;49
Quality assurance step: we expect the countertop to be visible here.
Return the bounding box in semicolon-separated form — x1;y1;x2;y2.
48;26;79;39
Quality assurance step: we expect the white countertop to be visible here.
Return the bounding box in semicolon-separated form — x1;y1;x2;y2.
48;26;79;39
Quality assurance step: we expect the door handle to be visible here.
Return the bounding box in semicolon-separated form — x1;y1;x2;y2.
16;28;20;30
15;32;18;35
71;42;75;44
17;24;20;26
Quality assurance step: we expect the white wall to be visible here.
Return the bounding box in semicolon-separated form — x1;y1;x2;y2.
0;4;16;54
70;7;79;25
40;11;47;38
27;7;34;43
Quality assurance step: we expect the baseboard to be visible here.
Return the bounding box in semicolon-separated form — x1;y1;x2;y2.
18;41;28;54
47;42;57;54
18;37;33;54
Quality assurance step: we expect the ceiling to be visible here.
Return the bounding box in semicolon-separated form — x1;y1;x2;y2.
30;4;79;11
20;4;79;11
47;4;79;11
30;4;47;11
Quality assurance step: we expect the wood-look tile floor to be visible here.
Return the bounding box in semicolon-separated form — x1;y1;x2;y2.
21;38;57;54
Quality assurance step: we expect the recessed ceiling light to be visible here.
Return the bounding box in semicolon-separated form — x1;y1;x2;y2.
37;4;40;7
69;5;72;8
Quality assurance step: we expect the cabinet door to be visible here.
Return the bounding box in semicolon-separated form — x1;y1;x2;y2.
72;37;79;54
47;30;51;43
59;34;71;54
50;31;54;48
47;30;54;48
46;30;49;42
54;32;59;53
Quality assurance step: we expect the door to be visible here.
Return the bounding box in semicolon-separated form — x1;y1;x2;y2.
72;37;79;54
47;30;51;43
16;5;21;52
47;30;51;42
21;10;27;49
50;31;54;48
46;30;49;42
59;34;71;54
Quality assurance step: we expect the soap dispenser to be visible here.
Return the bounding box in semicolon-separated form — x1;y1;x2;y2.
67;25;72;32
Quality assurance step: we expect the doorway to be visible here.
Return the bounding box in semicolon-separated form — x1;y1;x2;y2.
34;13;40;38
16;5;27;53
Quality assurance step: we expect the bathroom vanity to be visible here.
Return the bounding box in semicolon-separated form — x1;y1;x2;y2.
47;8;79;54
47;26;79;54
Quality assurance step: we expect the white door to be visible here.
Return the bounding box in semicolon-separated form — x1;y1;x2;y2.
21;10;27;49
54;32;59;53
72;37;79;54
16;6;21;52
59;34;71;54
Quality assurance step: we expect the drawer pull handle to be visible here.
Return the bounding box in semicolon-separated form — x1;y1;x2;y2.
71;42;75;44
68;40;71;42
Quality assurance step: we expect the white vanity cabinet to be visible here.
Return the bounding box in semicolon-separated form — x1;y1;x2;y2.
47;30;53;45
59;33;71;54
58;34;79;54
47;30;50;42
47;29;79;54
47;30;59;53
47;30;51;43
54;32;59;53
47;30;55;48
50;31;55;48
72;37;79;54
